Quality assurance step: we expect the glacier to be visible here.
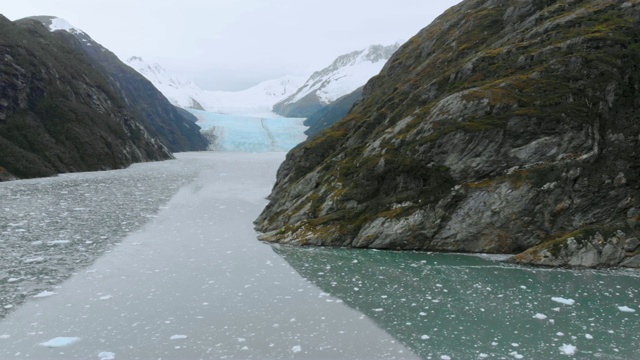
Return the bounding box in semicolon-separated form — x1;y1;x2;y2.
188;110;307;152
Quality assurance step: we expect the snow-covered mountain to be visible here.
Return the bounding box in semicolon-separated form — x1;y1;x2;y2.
126;56;206;110
125;57;305;117
272;44;400;117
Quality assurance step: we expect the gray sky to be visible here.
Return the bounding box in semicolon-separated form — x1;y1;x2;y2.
3;0;461;91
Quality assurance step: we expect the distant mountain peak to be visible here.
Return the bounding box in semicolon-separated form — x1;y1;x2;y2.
24;16;86;35
272;43;399;117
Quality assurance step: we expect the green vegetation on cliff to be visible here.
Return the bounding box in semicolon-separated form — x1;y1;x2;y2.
255;0;640;267
0;16;208;181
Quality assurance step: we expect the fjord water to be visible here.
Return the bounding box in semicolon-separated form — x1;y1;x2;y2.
0;153;638;359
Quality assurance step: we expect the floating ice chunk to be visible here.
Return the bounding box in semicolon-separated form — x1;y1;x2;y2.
170;335;188;340
421;335;430;340
33;291;57;298
99;295;113;301
24;257;45;263
237;338;246;342
552;297;575;305
479;354;489;359
510;351;524;359
98;351;116;360
441;356;451;360
618;306;636;313
559;344;577;355
0;334;10;339
533;313;547;320
373;308;383;312
40;337;80;347
585;334;593;339
47;240;71;245
292;345;302;353
7;278;20;283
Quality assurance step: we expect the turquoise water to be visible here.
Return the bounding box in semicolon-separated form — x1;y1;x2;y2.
275;246;640;359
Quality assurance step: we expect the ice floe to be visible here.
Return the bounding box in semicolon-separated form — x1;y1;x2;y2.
98;351;116;360
551;297;576;305
33;291;57;298
39;337;80;347
559;344;577;355
618;306;636;313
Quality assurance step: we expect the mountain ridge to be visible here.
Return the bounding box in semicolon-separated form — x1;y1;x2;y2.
0;15;172;180
272;44;399;118
126;57;305;117
30;16;209;153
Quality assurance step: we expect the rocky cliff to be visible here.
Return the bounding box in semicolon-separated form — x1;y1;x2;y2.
28;16;209;153
303;87;363;137
255;0;640;268
0;15;177;180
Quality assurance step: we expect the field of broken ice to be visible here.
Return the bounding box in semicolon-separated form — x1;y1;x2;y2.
189;109;307;152
0;152;638;359
0;158;200;318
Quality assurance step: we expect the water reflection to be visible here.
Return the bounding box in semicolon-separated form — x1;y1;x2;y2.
274;245;640;359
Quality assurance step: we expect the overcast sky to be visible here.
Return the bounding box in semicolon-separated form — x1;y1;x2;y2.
3;1;461;91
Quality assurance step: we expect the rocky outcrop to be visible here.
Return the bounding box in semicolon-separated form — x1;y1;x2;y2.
255;0;640;267
512;230;640;268
0;16;171;179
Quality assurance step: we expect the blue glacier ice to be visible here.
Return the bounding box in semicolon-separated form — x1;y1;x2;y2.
188;110;307;152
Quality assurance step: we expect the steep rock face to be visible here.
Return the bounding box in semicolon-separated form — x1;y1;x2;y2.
303;87;363;137
27;16;209;153
256;0;640;267
0;16;171;179
273;44;399;117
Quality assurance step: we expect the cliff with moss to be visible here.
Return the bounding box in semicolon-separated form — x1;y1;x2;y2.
255;0;640;268
0;16;207;181
25;16;209;153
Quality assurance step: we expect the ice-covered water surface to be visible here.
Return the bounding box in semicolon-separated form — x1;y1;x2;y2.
0;152;638;360
0;159;199;317
275;247;640;359
189;109;307;152
0;152;415;360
